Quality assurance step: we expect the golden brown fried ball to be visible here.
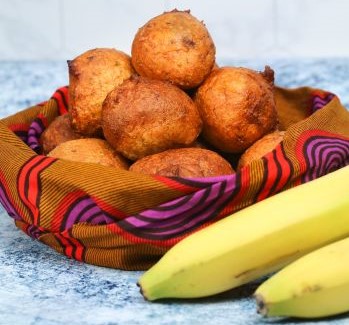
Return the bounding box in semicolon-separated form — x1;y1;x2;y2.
238;131;285;169
47;138;129;169
129;148;234;177
102;77;202;161
68;48;134;136
131;9;215;89
41;114;84;154
195;66;278;153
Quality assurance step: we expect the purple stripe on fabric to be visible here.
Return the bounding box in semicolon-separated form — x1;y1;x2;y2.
27;225;41;239
158;195;192;208
63;197;116;228
88;214;112;225
130;188;214;228
144;183;234;236
314;143;348;178
312;94;335;112
64;198;97;229
123;176;238;236
0;186;21;220
140;191;209;220
28;121;44;134
303;138;349;182
181;173;236;185
138;173;238;220
77;204;101;222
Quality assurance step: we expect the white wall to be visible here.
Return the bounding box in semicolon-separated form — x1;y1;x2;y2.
0;0;349;61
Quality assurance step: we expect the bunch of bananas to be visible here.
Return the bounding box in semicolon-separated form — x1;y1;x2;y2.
138;166;349;319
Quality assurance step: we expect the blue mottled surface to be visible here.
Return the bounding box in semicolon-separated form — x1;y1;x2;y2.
1;60;349;325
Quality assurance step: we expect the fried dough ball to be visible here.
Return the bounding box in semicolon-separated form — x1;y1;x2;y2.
238;131;285;169
68;48;134;136
41;114;84;154
102;77;202;161
131;9;215;89
47;138;129;169
195;66;278;153
129;148;234;177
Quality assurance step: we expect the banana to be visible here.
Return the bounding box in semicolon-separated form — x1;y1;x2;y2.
255;236;349;318
138;166;349;300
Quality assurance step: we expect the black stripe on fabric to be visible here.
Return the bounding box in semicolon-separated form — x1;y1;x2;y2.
14;130;28;138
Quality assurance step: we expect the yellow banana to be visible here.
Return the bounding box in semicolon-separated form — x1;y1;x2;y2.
138;166;349;300
255;236;349;318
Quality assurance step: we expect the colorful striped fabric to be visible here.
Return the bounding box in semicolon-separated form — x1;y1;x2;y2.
0;86;349;270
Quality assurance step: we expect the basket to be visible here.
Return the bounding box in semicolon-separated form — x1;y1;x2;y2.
1;85;349;270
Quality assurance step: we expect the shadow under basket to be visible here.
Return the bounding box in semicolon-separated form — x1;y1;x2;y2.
1;86;349;270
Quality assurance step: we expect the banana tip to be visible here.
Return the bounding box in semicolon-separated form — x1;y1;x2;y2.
255;294;268;317
137;281;150;301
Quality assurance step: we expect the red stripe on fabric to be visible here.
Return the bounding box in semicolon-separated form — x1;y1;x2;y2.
91;196;127;220
61;230;84;262
18;156;45;221
257;153;278;202
18;156;56;225
55;233;73;258
273;145;292;193
8;123;29;132
153;175;200;194
51;190;87;232
217;166;251;219
36;113;49;128
51;86;69;115
28;157;56;225
311;90;331;99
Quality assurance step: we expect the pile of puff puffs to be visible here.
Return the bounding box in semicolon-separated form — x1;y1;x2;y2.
42;9;285;178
